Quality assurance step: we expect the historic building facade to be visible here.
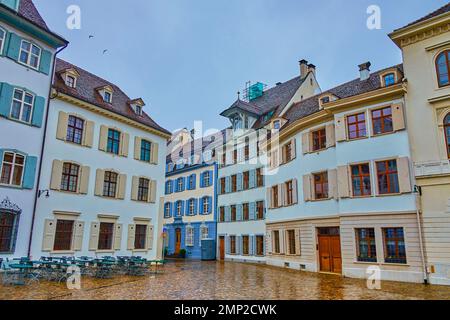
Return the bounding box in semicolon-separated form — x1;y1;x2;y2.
0;0;67;258
28;58;170;259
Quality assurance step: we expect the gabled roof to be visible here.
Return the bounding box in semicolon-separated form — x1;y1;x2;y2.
282;64;404;127
17;0;49;31
54;59;171;136
394;2;450;31
220;99;263;117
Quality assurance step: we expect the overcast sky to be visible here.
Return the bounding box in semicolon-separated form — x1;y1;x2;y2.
35;0;448;134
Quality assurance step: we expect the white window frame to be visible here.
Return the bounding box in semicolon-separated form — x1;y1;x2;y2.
177;178;183;191
164;204;171;218
103;91;112;103
0;151;26;187
176;201;182;216
202;197;209;214
166;181;172;194
0;27;6;54
203;171;210;187
19;39;41;70
185;226;194;247
199;225;208;246
10;88;34;124
189;199;195;215
65;75;76;88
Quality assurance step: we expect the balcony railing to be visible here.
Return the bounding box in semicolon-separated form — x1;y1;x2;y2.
414;160;450;177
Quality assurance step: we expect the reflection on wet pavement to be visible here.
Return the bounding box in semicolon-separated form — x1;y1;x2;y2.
1;260;450;300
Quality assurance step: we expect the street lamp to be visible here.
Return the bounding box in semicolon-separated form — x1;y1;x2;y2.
38;189;50;198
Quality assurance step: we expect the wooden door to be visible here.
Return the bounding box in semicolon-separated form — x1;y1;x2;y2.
175;228;181;253
219;236;225;260
317;227;342;274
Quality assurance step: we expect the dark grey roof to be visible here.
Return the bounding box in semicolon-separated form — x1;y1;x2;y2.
395;2;450;31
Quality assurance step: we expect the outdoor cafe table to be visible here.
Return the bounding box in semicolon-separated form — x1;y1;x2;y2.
8;264;35;285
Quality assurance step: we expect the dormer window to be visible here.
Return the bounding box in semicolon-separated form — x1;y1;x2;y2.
129;98;145;115
321;96;330;104
59;68;80;89
379;69;401;88
96;85;114;104
135;105;142;115
383;73;395;87
273;120;281;130
104;91;112;103
66;75;76;88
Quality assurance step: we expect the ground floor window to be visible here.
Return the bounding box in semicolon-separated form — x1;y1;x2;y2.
273;230;280;254
383;228;406;264
0;211;16;252
256;235;264;256
242;235;249;255
200;226;208;246
53;220;74;251
186;226;194;247
230;235;236;254
98;222;114;250
355;228;377;262
287;230;296;255
134;224;147;250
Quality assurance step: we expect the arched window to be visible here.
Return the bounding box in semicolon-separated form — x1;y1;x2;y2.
436;50;450;87
445;113;450;158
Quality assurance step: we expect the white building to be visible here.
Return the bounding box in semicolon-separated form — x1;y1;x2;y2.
0;0;67;259
29;58;170;260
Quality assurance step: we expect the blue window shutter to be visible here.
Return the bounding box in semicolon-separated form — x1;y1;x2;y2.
237;173;243;191
0;149;3;169
180;201;185;216
200;172;204;188
169;203;173;217
174;179;179;192
193;198;198;215
172;202;177;216
6;33;21;61
207;197;212;214
39;50;52;75
22;155;37;189
237;204;243;221
185;200;190;215
249;170;256;188
208;170;213;186
182;177;186;191
0;82;13;118
192;174;196;190
31;96;45;127
199;198;204;215
249;202;256;220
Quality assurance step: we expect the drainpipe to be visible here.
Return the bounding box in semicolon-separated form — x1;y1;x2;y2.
27;44;68;258
415;187;429;284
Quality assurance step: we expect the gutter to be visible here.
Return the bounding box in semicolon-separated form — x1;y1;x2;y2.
27;43;68;258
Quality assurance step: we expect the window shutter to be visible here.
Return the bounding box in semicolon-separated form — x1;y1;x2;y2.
192;174;197;190
150;142;159;164
208;170;213;186
98;125;108;151
207;197;212;214
278;184;284;207
266;232;272;254
149;180;157;203
88;222;100;251
290;139;297;160
114;223;123;250
249;202;256;220
0;82;13;118
292;178;298;204
392;103;406;131
22;155;37;189
56;111;69;141
302;132;310;154
397;157;412;193
134;137;141;160
78;166;90;194
282;183;288;206
250;235;256;256
6;32;21;61
50;159;63;190
249;169;256;188
131;176;139;201
279;229;285;254
31;96;45;127
326;123;336;148
295;229;301;255
83;121;95;147
199;198;204;215
225;176;231;193
193;198;198;215
303;174;312;202
237;204;243;221
337;165;351;198
42;219;56;251
237;173;243;191
199;172;204;188
73;221;85;251
127;224;135;250
147;225;154;250
120;132;129;157
117;174;127;199
335;116;347;142
225;236;230;254
185;200;190;215
236;235;241;255
266;188;272;209
225;206;231;222
180;201;185;216
94;169;105;196
39;49;52;75
328;169;338;199
0;149;3;169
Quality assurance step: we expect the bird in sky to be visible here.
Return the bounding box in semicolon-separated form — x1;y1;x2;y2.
103;49;108;55
88;35;94;39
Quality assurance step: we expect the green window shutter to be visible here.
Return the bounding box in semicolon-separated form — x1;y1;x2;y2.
0;149;3;169
23;156;38;189
39;50;52;75
0;82;13;118
31;96;45;127
0;31;10;56
6;32;21;61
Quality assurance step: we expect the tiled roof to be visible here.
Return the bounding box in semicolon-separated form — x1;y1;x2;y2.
395;2;450;31
17;0;49;31
283;64;404;127
54;59;171;136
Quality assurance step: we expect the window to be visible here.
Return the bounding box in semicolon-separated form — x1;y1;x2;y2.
135;105;142;115
104;91;112;103
273;120;281;130
230;236;236;254
65;75;76;88
165;181;173;194
313;172;328;199
53;220;74;251
98;222;114;250
61;162;80;192
383;228;406;264
372;107;393;135
312;128;326;151
0;28;5;54
445;114;450;159
0;152;25;186
376;160;399;194
383;73;395;87
140;140;152;162
243;203;249;221
231;175;237;192
283;141;292;162
188;199;196;215
10;88;34;123
233;149;238;163
164;203;171;218
103;171;118;198
19;40;41;69
436;50;450;87
0;211;16;252
256;168;264;187
219;207;225;222
285;180;294;206
134;224;147;250
256;201;264;220
176;201;183;217
273;230;280;254
220;177;225;194
347;112;366;140
202;197;210;214
203;171;210;187
287;230;296;255
356;228;377;262
256;236;264;256
177;178;184;192
138;178;150;202
107;129;120;155
243;171;249;189
320;96;330;104
200;226;208;246
231;205;237;222
351;163;371;196
66;115;84;144
221;152;226;166
272;185;279;208
244;139;250;160
242;236;249;255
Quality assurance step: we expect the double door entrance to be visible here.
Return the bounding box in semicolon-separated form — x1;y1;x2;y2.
317;227;342;274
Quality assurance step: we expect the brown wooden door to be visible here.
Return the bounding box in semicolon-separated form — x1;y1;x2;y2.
317;228;342;274
219;236;225;260
175;228;181;253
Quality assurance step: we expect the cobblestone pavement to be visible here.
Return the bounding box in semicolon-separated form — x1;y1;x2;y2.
1;260;450;300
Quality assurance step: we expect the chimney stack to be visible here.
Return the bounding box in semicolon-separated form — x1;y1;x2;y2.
299;59;308;78
359;62;371;81
307;63;316;76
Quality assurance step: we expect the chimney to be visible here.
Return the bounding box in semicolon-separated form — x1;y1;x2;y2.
307;63;316;76
359;62;371;81
190;129;195;138
299;59;308;78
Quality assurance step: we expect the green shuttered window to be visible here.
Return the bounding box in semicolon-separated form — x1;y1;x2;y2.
0;149;37;189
